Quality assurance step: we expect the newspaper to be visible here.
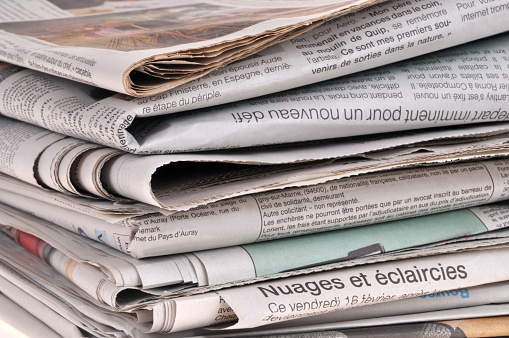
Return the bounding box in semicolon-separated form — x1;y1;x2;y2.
8;143;509;256
241;315;509;337
214;245;509;331
0;245;150;338
4;113;509;213
3;192;509;309
196;306;509;337
0;0;507;99
4;258;509;338
2;222;509;335
0;289;80;338
3;228;509;338
302;316;509;337
164;229;509;332
0;0;389;96
1;28;509;154
221;281;509;336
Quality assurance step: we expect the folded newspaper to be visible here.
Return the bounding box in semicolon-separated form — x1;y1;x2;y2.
1;17;509;153
3;195;509;295
2;1;509;335
2;216;509;334
218;281;509;336
4;113;509;212
321;316;509;338
0;0;507;100
0;0;390;96
5;156;509;258
5;266;509;338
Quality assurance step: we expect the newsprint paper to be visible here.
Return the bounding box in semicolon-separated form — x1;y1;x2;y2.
4;157;509;259
2;219;509;335
0;1;508;153
4;112;509;212
0;0;387;96
0;0;507;99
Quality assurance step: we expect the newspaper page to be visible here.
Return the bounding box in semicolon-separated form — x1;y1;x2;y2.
323;316;509;337
5;111;509;212
0;0;389;96
203;281;509;336
0;246;154;337
214;245;509;330
5;157;509;260
241;315;509;337
0;0;507;98
3;206;509;334
7;136;509;257
4;126;509;252
0;173;165;223
197;306;509;336
232;281;509;333
142;0;509;112
1;26;509;153
4;180;509;291
96;136;509;211
3;119;509;213
0;112;67;186
149;234;509;333
2;181;509;294
0;202;201;294
5;247;509;338
0;287;80;338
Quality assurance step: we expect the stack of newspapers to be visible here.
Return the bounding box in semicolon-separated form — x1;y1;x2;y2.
1;0;509;337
